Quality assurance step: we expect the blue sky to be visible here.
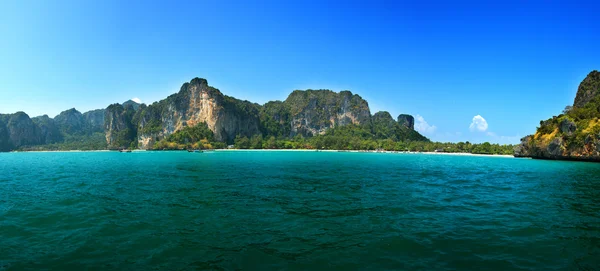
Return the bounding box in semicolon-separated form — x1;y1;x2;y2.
0;0;598;144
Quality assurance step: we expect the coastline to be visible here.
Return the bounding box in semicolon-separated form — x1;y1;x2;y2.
215;149;514;157
7;149;513;158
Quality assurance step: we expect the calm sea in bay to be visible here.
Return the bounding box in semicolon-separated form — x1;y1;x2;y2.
1;151;599;270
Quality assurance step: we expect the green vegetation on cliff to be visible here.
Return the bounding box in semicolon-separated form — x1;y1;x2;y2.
515;70;600;160
523;94;600;157
573;71;600;108
105;103;138;149
3;76;511;154
152;122;225;150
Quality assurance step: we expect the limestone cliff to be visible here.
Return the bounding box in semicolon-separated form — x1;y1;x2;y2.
0;115;12;151
2;112;43;148
83;109;106;133
284;90;371;137
573;70;600;108
372;111;397;138
397;114;415;130
54;108;85;135
104;104;137;149
1;76;429;151
515;70;600;161
32;115;63;144
135;78;262;148
371;111;428;142
122;100;141;111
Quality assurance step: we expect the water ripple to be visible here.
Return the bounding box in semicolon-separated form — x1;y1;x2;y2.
1;151;599;270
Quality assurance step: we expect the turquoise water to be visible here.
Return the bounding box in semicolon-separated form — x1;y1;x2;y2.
1;151;599;270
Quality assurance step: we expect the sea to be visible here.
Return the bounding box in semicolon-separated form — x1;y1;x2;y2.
1;151;599;270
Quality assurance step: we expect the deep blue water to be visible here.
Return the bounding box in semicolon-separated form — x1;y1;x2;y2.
1;151;599;270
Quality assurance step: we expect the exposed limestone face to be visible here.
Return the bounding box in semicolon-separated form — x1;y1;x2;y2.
32;115;62;144
397;114;415;130
83;109;106;133
0;114;13;151
54;108;85;135
516;70;600;162
104;104;137;149
135;78;262;149
573;70;600;108
285;89;371;137
1;76;429;151
513;136;532;158
559;119;576;136
4;112;43;148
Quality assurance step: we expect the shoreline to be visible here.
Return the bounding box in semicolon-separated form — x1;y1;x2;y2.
216;149;514;157
7;148;514;157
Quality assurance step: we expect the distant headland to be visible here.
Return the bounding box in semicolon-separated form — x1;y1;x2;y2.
515;70;600;162
1;77;513;155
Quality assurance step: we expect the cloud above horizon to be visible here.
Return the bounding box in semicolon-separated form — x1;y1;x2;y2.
415;114;437;134
469;115;488;132
132;97;142;104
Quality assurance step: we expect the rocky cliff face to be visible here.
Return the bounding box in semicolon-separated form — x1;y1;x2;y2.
371;111;428;142
0;115;12;151
0;109;107;151
53;108;107;136
1;76;429;151
372;111;397;131
135;78;262;148
83;109;106;133
3;112;43;148
284;90;371;137
397;114;415;130
105;104;137;149
54;108;85;135
515;70;600;161
32;115;63;144
573;70;600;108
122;100;141;111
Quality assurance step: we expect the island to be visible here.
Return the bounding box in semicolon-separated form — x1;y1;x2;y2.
0;77;513;155
515;70;600;161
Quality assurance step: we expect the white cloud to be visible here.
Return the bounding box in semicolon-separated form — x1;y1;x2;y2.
132;97;142;104
469;115;488;132
415;114;437;134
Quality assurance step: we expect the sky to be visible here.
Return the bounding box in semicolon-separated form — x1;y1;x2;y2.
0;0;598;144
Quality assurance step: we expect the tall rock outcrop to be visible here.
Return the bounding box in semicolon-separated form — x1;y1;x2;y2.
371;111;428;142
135;78;262;148
284;90;371;137
0;76;430;151
573;70;600;108
0;115;12;151
397;114;415;130
515;70;600;161
54;108;108;136
83;109;106;133
105;104;137;149
122;100;141;111
54;108;85;135
372;111;397;139
4;112;43;148
32;115;63;144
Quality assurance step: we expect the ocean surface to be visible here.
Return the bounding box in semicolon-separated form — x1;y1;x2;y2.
1;151;599;270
